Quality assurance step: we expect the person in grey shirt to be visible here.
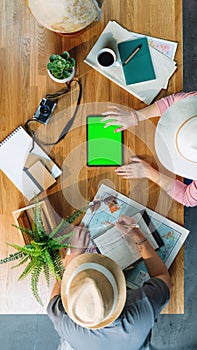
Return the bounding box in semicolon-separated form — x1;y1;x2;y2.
47;216;171;350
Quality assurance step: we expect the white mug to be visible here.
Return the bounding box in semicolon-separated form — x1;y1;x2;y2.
96;48;118;69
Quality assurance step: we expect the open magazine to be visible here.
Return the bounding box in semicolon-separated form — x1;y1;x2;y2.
82;184;190;288
90;210;163;270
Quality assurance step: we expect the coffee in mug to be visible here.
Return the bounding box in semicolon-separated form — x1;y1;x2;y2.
96;48;117;68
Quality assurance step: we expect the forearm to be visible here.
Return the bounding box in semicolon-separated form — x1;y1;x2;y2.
118;216;171;288
136;238;171;288
125;226;171;288
145;165;176;193
136;102;161;122
49;252;78;300
50;280;61;300
167;180;197;207
49;226;90;301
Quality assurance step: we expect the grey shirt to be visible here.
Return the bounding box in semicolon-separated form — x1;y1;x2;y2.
47;277;170;350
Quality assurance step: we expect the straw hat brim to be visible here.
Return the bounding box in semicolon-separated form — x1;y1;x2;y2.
61;253;126;329
155;96;197;180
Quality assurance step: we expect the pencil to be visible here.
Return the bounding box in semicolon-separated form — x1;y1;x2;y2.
123;44;142;66
106;222;140;229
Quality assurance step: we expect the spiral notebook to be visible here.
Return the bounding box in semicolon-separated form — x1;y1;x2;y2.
0;126;62;200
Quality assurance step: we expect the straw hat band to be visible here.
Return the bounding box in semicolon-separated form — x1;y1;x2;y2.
176;116;197;163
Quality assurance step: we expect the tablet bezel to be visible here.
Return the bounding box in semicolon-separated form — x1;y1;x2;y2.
86;115;124;167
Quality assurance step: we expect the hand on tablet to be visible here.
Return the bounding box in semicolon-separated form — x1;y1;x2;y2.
115;157;150;178
101;106;138;132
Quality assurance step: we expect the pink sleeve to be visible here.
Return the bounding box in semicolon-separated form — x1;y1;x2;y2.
167;180;197;207
155;91;197;115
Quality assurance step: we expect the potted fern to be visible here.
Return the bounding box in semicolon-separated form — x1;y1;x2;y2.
47;51;76;83
0;200;90;306
0;195;114;305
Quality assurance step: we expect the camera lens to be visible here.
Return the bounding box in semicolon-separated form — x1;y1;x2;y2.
40;105;50;117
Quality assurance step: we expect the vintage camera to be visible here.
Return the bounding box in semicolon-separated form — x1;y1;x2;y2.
33;98;57;125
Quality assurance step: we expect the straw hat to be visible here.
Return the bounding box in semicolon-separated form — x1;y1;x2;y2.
155;96;197;180
61;253;126;329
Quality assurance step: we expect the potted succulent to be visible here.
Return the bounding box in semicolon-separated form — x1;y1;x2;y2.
47;51;76;83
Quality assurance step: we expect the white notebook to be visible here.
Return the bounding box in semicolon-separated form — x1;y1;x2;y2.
0;126;62;200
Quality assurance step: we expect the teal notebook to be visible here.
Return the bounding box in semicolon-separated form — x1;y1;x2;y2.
118;37;156;85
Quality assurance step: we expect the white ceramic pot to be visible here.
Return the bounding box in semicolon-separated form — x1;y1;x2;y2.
47;66;75;83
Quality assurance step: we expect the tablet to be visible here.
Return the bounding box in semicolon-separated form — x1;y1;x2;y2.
86;115;123;166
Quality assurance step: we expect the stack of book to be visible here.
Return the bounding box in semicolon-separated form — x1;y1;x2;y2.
84;21;177;104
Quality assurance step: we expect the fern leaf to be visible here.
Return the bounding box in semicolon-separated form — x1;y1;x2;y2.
18;258;37;281
12;224;35;240
47;237;69;250
11;256;29;269
43;263;50;287
48;205;89;239
64;208;84;224
33;201;45;242
6;242;36;258
31;261;44;306
0;252;25;264
54;230;76;244
48;218;67;238
30;241;45;248
6;242;29;253
44;250;57;277
52;251;65;279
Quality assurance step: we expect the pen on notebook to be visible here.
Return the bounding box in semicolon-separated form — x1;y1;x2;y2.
106;222;140;229
123;44;142;66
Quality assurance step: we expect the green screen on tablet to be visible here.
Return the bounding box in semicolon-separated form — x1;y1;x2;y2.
86;115;123;166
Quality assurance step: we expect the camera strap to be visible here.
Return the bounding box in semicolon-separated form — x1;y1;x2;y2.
24;78;82;147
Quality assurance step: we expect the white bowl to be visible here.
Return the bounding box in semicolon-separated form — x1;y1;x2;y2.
47;66;75;83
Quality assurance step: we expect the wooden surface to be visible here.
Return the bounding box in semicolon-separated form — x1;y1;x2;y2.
0;0;183;313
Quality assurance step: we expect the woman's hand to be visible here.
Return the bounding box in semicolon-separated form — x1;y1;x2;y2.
115;156;176;196
115;156;154;179
69;224;90;257
101;106;139;132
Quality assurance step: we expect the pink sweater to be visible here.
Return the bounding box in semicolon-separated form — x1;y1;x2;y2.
155;91;197;207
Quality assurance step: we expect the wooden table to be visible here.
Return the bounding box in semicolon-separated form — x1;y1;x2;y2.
0;0;183;314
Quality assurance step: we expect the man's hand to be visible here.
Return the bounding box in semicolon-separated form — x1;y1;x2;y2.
50;225;90;300
116;215;171;288
116;215;146;245
68;224;90;258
